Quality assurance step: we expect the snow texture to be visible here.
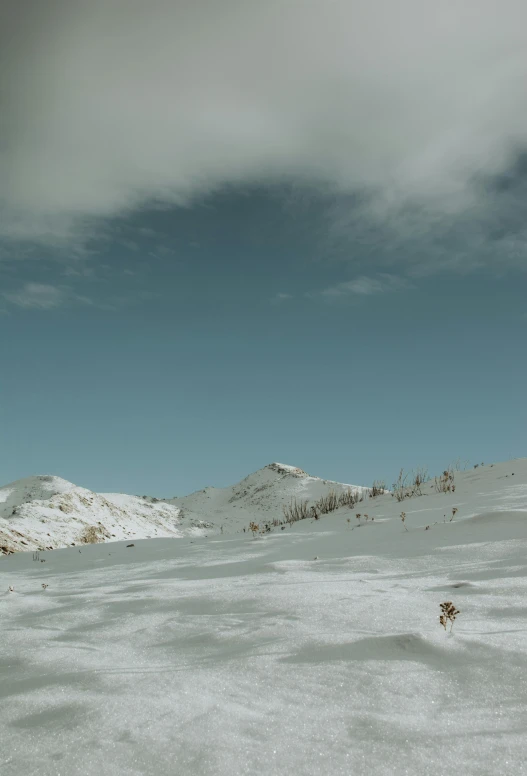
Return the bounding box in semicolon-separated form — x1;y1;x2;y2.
1;459;526;775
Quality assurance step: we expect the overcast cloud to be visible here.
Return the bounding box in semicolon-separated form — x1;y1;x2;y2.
2;0;527;255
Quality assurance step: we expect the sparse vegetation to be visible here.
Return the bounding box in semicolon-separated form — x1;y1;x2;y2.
355;513;373;527
400;511;408;531
338;488;363;508
369;480;386;498
439;601;460;632
317;491;339;513
412;467;429;496
282;499;310;524
434;469;455;493
80;525;102;544
251;486;364;536
392;466;430;502
280;488;362;528
451;458;470;472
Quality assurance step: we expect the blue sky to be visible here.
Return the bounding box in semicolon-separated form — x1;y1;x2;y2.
1;1;526;495
1;185;525;495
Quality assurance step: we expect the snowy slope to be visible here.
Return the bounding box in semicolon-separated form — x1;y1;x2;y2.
0;464;363;553
0;475;211;554
166;461;368;532
0;458;526;776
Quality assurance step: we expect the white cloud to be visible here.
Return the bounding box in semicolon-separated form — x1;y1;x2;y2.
271;292;293;304
2;282;95;310
321;274;410;298
4;283;64;309
1;0;526;250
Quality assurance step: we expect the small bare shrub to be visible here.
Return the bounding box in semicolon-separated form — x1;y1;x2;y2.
370;480;386;498
439;601;460;632
393;467;429;501
450;507;458;522
392;469;410;502
249;521;259;537
434;469;455;493
400;511;408;531
411;467;429;496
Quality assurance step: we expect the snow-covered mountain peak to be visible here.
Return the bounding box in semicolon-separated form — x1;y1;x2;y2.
165;462;365;532
0;475;78;519
0;476;211;554
266;462;308;477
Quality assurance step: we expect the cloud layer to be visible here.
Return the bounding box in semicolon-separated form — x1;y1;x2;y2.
2;282;96;310
2;0;527;247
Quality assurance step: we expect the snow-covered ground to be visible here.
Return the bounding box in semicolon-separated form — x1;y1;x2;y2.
1;459;526;775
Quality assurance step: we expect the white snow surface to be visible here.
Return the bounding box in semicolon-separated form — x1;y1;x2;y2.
1;459;527;775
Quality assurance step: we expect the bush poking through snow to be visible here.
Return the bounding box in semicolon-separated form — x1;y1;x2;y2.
392;467;429;502
249;521;259;537
279;488;363;530
434;469;455;493
338;488;363;508
439;601;460;632
282;499;310;524
247;486;364;535
369;480;386;498
317;491;339;514
400;512;408;531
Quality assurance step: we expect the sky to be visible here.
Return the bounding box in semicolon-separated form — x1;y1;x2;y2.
0;0;526;495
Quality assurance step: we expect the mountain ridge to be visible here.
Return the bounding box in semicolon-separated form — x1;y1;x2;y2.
0;463;364;553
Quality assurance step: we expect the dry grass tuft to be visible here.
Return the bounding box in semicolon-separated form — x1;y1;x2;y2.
369;480;386;498
434;469;455;493
439;601;460;632
392;467;429;502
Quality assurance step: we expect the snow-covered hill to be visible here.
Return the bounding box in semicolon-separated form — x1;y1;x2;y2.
0;464;365;553
165;461;368;532
0;475;211;554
